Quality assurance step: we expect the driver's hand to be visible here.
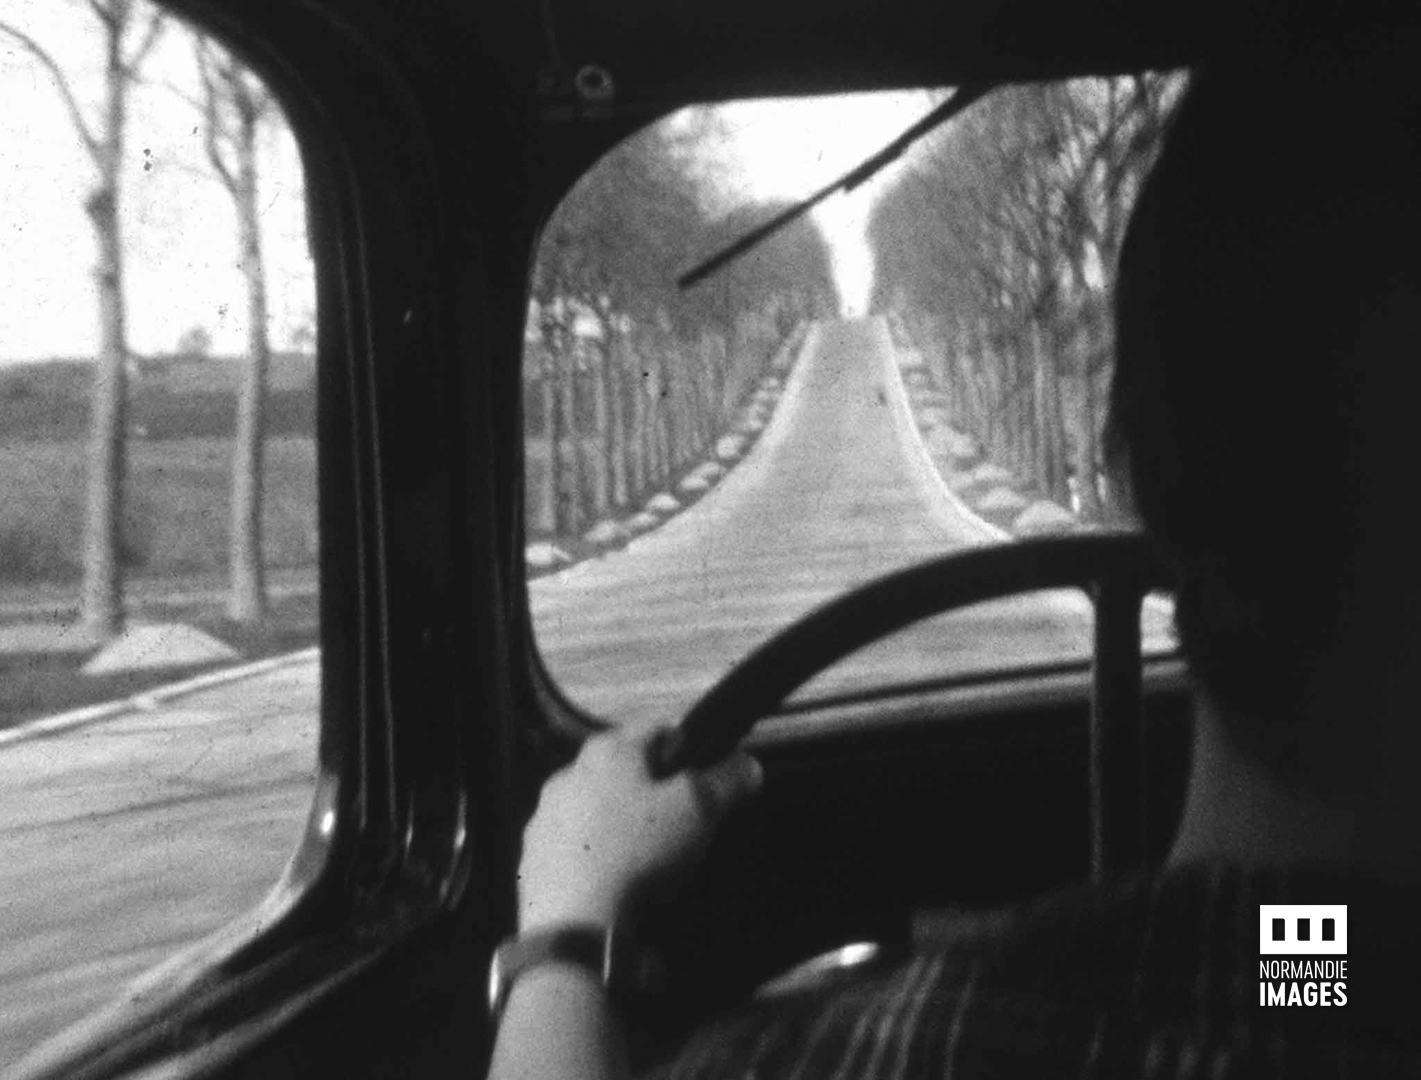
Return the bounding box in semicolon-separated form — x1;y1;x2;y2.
517;729;763;933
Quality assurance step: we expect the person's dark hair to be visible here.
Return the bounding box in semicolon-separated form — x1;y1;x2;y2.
1108;18;1421;780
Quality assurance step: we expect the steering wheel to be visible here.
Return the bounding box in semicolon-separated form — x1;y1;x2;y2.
650;532;1173;879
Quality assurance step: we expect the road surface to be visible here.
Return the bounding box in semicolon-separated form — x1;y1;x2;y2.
531;317;1096;726
0;317;1112;1062
0;660;318;1063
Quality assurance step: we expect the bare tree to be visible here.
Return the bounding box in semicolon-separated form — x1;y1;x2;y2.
1;0;165;639
867;74;1184;520
525;114;836;540
194;37;276;621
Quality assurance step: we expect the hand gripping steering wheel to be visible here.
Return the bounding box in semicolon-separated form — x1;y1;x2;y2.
649;532;1173;879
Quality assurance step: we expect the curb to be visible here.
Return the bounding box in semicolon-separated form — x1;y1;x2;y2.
882;316;1176;643
877;318;1009;544
0;645;320;750
732;321;822;476
582;319;824;578
530;320;818;584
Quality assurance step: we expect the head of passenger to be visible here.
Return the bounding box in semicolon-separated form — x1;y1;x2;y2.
1107;20;1421;790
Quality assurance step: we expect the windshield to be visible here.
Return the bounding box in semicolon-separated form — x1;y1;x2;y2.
525;78;1185;728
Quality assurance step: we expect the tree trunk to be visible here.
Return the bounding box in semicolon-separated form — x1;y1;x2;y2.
542;343;565;534
608;333;628;510
716;326;731;423
229;110;270;621
691;338;710;454
81;182;126;640
712;307;729;425
1018;345;1036;485
949;321;974;434
648;395;664;488
559;348;582;534
79;32;131;641
1032;322;1071;506
657;352;678;479
1075;358;1105;520
628;337;647;501
588;342;610;521
532;361;557;532
1012;382;1030;483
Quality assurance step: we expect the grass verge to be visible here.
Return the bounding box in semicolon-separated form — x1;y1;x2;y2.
0;591;319;732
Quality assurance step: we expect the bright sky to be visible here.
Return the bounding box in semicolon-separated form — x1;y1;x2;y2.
2;0;939;362
0;0;312;363
687;90;940;316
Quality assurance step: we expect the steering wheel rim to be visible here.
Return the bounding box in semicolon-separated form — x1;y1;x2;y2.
651;532;1174;877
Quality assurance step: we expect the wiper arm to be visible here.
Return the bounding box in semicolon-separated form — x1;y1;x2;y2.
677;82;993;290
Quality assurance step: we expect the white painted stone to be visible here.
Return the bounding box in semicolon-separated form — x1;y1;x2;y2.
976;487;1029;513
83;623;239;675
691;461;725;483
917;406;950;429
947;470;976;493
583;520;627;545
526;541;572;570
937;427;978;459
625;511;660;533
716;435;745;460
571;308;606;340
678;474;712;495
735;415;765;435
645;492;681;514
963;462;1015;488
1013;500;1078;535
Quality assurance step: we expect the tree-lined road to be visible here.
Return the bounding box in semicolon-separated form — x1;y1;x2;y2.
1;317;1114;1062
532;317;1097;726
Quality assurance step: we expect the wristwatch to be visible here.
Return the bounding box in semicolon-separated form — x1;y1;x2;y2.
487;922;617;1022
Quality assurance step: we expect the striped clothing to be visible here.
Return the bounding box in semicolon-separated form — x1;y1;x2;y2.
652;864;1421;1078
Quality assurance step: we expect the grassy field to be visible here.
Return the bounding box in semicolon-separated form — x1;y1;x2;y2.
0;437;317;585
0;360;321;725
0;357;314;442
0;591;319;729
0;436;318;728
0;357;317;585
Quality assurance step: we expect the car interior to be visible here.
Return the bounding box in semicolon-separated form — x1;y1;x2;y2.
3;1;1327;1078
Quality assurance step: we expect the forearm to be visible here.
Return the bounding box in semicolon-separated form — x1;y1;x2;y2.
487;963;629;1080
488;731;759;1080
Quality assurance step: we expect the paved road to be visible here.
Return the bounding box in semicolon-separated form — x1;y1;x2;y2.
0;317;1121;1063
531;317;1096;727
0;661;319;1063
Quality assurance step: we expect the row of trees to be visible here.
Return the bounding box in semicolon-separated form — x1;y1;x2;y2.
1;1;292;635
527;117;837;538
868;75;1185;520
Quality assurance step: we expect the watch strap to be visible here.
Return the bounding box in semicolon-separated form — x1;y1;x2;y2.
487;923;613;1021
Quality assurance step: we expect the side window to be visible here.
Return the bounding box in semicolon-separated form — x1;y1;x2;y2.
0;2;318;1060
523;81;1184;729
